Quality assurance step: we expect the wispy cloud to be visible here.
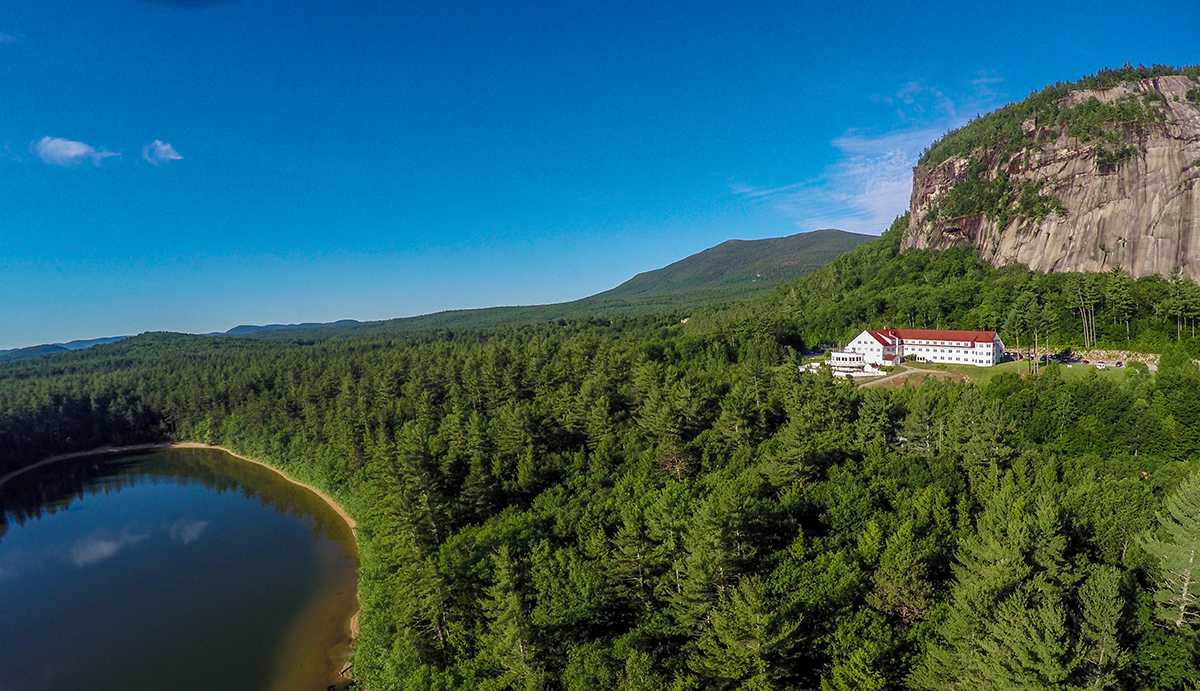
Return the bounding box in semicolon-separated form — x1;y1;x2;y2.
731;75;1007;235
143;139;183;165
1;143;23;162
32;136;119;167
0;33;21;44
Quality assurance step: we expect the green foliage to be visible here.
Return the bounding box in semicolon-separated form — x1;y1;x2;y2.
1060;94;1162;147
766;216;1200;353
8;229;1200;689
920;64;1195;167
1096;145;1142;169
1078;566;1128;688
1186;88;1200;105
926;162;1065;228
1141;471;1200;629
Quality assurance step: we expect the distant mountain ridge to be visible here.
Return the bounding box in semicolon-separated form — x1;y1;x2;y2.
245;228;873;339
4;229;870;359
592;228;873;301
214;320;361;336
0;336;130;363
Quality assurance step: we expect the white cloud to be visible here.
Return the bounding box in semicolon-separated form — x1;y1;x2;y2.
143;139;183;165
0;33;19;44
731;76;1007;235
168;518;210;545
32;136;119;167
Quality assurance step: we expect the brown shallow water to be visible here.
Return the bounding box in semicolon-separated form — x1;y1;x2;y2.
0;447;358;691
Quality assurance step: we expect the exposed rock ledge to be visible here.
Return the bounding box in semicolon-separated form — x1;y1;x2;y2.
904;75;1200;280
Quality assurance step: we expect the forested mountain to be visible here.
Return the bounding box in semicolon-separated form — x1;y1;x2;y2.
0;230;869;360
218;319;362;336
241;229;870;342
0;336;128;363
590;228;873;301
8;218;1200;689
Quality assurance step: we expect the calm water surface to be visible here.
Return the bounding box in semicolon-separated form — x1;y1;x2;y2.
0;448;358;691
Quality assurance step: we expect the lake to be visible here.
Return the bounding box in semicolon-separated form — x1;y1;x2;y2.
0;447;358;691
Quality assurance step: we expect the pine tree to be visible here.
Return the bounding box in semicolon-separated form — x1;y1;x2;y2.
910;487;1069;690
1077;566;1127;689
866;520;934;624
480;545;545;691
690;576;799;691
1106;268;1135;341
1141;472;1200;629
820;648;886;691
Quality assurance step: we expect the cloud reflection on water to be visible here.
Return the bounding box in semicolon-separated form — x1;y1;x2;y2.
69;530;149;567
0;516;210;577
168;518;210;545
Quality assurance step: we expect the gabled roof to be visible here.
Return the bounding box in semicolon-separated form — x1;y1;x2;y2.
865;330;893;346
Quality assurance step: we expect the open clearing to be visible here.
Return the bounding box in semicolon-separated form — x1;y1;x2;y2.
922;360;1140;386
859;360;1145;388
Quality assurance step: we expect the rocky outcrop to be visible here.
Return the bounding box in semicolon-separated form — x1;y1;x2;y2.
904;75;1200;279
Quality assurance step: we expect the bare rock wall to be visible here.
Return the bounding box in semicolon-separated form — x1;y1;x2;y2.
904;76;1200;280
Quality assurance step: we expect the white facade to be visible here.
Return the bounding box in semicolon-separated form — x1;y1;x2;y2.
828;350;882;375
804;350;882;378
846;329;1005;368
845;331;899;369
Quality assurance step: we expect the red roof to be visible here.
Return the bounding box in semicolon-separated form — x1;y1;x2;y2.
883;354;896;361
866;330;893;346
886;329;995;344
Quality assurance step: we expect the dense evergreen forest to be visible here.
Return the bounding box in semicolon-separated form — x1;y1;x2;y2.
766;216;1200;355
8;225;1200;689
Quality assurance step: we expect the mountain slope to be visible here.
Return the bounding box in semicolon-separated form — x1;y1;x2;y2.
3;229;872;356
217;320;361;336
241;229;872;340
591;228;873;301
0;337;129;363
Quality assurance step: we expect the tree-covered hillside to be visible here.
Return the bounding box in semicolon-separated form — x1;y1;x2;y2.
592;229;873;301
7;230;1200;689
919;64;1200;168
744;214;1200;355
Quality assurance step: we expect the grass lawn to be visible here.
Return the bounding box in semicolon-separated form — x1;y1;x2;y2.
1054;362;1142;382
916;360;1021;386
917;359;1139;386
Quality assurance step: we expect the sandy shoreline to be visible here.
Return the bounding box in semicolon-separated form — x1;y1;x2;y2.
0;441;362;667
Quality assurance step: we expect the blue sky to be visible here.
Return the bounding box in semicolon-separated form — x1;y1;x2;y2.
2;0;1197;349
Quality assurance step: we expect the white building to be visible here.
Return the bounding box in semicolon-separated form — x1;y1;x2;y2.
846;329;1005;368
828;350;882;376
802;349;882;378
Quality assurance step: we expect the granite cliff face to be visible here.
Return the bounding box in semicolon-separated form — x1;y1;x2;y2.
904;74;1200;279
